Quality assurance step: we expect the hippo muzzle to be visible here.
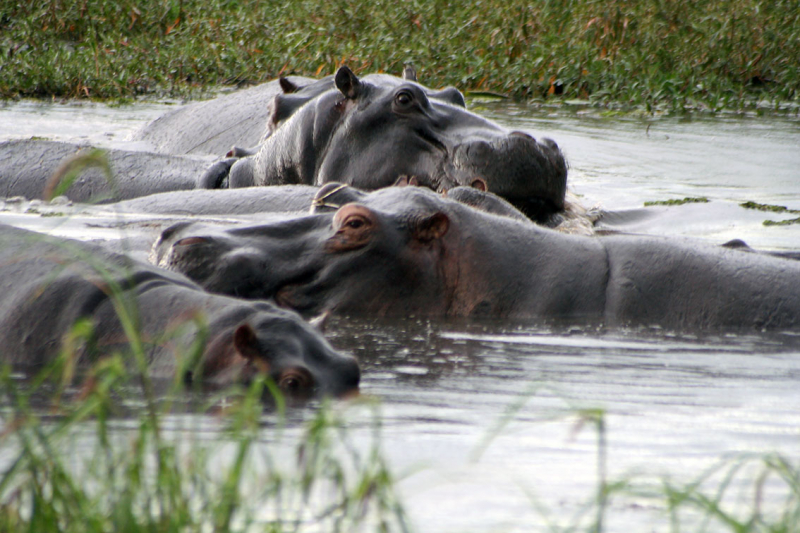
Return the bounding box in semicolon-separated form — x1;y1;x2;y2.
450;132;567;221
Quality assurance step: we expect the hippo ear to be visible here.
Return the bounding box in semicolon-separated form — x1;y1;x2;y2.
267;93;309;132
233;324;264;362
470;177;488;192
413;212;450;243
393;175;420;187
402;65;417;82
279;77;299;94
335;66;362;100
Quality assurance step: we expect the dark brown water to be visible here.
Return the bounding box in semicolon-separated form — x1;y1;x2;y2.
1;100;799;531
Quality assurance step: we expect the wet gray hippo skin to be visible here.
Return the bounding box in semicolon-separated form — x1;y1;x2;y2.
93;182;369;218
0;224;359;399
110;185;324;215
0;139;208;202
132;76;320;156
153;186;800;331
102;181;520;221
213;66;567;222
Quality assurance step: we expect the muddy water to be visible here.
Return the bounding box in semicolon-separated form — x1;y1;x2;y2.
1;100;799;531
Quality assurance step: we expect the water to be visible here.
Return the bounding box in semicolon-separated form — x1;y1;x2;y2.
1;99;799;530
328;318;800;531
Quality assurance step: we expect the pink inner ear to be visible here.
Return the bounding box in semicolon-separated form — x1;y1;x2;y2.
470;178;488;192
175;236;210;247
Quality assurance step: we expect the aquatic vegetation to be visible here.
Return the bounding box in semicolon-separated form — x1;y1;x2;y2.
764;217;800;227
740;201;800;214
644;197;710;206
0;0;797;111
739;202;800;227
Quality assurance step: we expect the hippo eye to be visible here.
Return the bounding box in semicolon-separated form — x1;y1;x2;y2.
346;218;365;229
342;214;371;230
394;90;414;108
278;368;313;394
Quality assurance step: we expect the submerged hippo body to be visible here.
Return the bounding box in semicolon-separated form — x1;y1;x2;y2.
0;224;359;398
108;184;324;215
2;68;567;221
0;140;209;202
153;186;800;331
205;66;567;222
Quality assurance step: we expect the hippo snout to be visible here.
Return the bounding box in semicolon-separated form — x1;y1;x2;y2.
334;355;361;395
450;132;567;221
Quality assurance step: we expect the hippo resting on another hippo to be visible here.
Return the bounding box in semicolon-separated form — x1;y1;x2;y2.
200;66;567;222
153;186;800;331
1;67;568;223
0;224;359;400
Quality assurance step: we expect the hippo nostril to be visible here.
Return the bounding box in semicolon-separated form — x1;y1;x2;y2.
510;130;534;140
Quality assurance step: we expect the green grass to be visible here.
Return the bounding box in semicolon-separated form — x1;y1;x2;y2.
0;365;409;532
0;0;798;111
3;350;800;532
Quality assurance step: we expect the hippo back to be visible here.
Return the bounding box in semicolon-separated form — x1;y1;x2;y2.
131;76;317;156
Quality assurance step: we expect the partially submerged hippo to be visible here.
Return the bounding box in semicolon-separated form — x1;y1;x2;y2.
0;224;359;399
2;68;568;223
152;186;800;331
201;66;568;222
0;139;207;203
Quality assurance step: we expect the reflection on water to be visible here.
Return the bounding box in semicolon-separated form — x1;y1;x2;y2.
1;100;799;530
324;317;800;531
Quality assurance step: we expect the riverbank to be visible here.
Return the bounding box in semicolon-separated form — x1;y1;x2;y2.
1;0;797;111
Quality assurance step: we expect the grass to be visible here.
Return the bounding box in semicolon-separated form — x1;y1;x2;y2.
2;338;800;531
0;0;798;111
0;232;407;532
0;364;410;532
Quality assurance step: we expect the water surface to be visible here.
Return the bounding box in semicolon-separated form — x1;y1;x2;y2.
1;99;799;531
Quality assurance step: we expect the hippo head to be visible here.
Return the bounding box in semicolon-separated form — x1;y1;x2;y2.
190;303;360;401
153;186;533;318
230;66;568;222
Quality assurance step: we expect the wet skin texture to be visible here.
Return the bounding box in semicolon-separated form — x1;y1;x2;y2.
0;224;359;400
153;186;800;331
0;140;208;203
211;66;567;222
1;68;566;222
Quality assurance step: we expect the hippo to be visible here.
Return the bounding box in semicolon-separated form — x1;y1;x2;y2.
2;68;568;223
152;186;800;331
0;224;359;399
202;66;568;223
132;75;319;157
83;180;528;222
0;139;208;203
132;67;464;158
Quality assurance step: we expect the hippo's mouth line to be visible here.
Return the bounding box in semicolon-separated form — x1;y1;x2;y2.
274;278;319;314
